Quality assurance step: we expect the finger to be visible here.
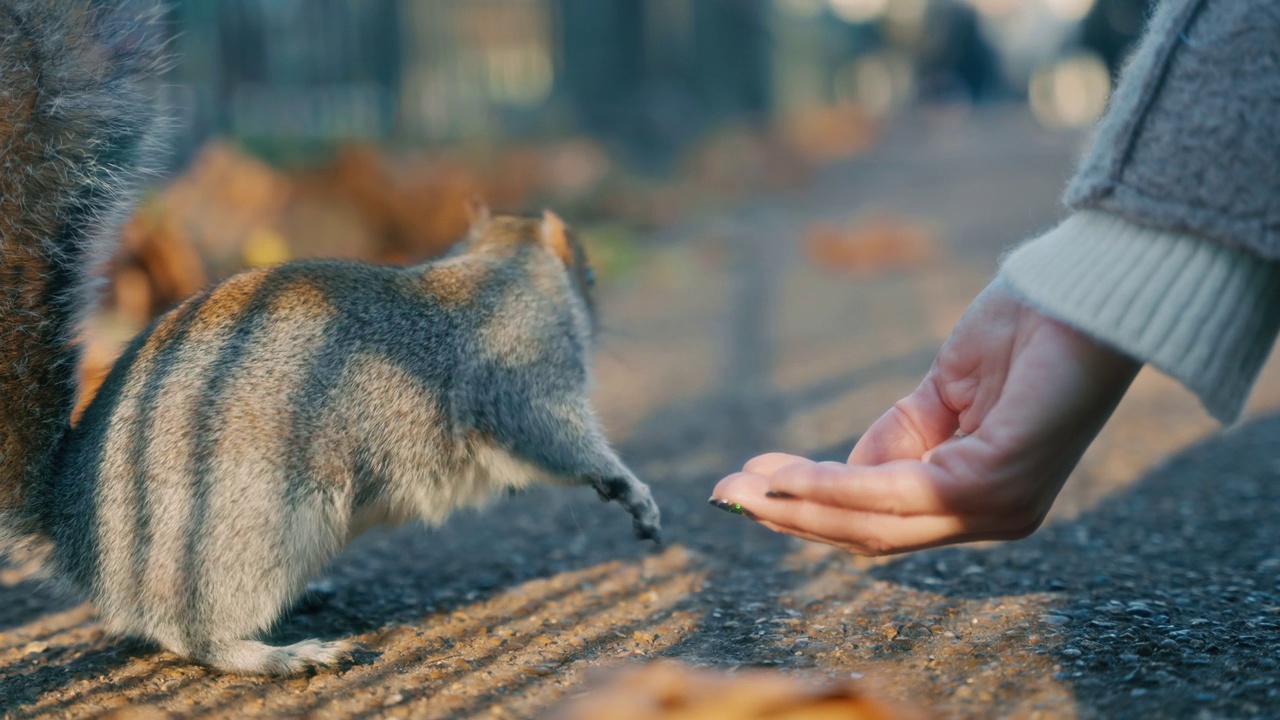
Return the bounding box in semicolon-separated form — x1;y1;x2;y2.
712;473;869;552
848;376;960;465
746;498;983;556
751;518;862;553
714;468;1009;555
766;457;989;516
711;471;808;518
743;452;813;476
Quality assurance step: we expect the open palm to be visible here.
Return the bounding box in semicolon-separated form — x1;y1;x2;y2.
711;279;1142;555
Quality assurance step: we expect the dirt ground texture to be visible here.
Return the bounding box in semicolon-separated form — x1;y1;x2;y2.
3;108;1280;719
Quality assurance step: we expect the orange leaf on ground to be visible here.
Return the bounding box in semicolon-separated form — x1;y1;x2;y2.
548;660;932;720
804;212;941;277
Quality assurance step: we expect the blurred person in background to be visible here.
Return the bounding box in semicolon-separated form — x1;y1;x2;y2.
711;0;1280;555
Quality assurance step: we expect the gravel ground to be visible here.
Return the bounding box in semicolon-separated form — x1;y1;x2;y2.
3;108;1279;719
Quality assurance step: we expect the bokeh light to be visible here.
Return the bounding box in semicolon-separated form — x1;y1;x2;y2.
1028;51;1111;128
1044;0;1097;21
836;51;916;118
775;0;825;19
828;0;888;23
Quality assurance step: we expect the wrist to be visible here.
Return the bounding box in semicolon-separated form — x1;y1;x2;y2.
1000;211;1280;424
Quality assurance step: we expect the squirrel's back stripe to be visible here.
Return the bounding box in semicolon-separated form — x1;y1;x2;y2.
99;269;275;609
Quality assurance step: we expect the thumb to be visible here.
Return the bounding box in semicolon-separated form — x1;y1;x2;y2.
848;376;960;465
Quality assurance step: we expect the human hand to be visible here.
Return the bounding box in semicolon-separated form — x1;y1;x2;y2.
710;279;1142;555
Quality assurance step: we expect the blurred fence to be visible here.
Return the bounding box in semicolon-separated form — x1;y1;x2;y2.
161;0;938;170
165;1;541;161
168;0;763;168
161;0;1150;170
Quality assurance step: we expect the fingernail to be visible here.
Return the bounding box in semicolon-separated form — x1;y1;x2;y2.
764;490;796;499
708;498;747;516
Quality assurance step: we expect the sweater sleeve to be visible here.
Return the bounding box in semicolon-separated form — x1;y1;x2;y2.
1001;210;1280;424
1066;0;1280;258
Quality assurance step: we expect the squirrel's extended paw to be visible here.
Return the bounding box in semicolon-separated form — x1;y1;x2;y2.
594;475;662;545
630;491;663;546
634;519;663;546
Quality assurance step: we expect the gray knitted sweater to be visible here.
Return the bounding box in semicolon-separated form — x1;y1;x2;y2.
1002;0;1280;422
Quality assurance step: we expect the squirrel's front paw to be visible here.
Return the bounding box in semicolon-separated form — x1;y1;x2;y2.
634;516;663;546
631;491;663;546
593;475;662;545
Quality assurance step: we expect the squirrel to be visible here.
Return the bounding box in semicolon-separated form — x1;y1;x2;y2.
0;0;661;676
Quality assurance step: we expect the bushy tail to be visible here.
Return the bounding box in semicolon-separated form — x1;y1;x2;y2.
0;0;165;544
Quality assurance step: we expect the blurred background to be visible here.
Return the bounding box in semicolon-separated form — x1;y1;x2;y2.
39;4;1280;716
82;0;1151;414
162;0;1147;164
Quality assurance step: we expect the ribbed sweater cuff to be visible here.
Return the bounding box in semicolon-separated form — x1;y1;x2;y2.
1000;210;1280;424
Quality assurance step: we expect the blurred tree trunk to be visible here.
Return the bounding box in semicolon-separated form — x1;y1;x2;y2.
691;0;771;122
167;0;226;170
555;0;647;137
1078;0;1155;77
555;0;772;167
360;0;403;139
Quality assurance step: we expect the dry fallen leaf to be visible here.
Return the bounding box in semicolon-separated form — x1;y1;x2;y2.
804;212;941;277
547;660;932;720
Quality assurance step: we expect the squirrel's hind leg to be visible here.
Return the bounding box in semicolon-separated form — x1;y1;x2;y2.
193;638;354;676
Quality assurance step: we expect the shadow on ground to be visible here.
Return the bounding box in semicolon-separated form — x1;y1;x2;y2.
3;355;1278;719
870;412;1280;718
0;344;928;717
